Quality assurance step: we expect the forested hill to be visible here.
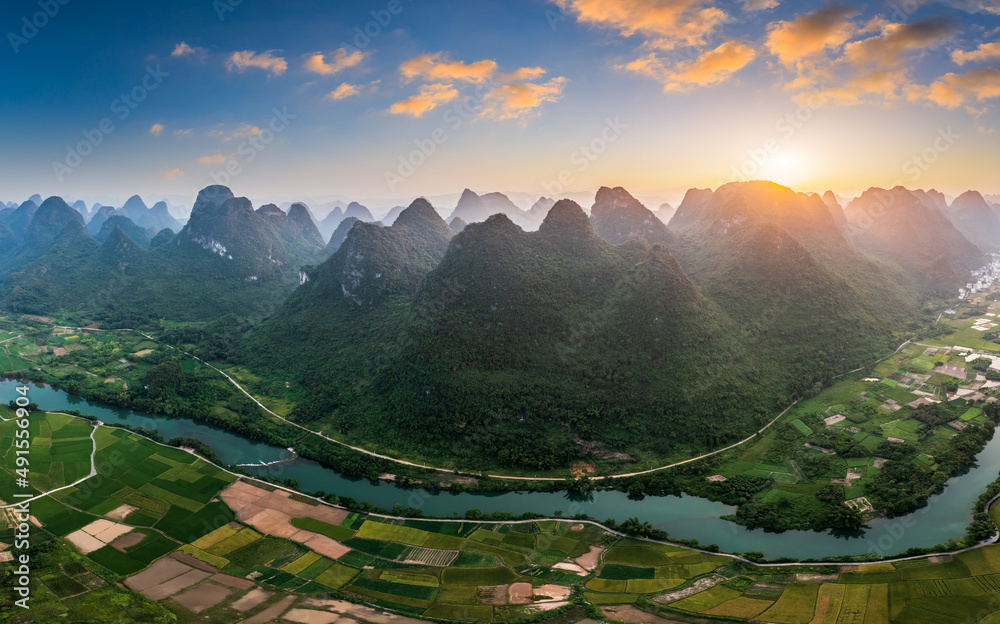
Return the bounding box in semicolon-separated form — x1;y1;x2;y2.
0;186;325;325
244;183;932;469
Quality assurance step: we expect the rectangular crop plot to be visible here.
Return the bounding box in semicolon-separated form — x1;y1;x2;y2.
207;528;262;556
704;596;774;620
758;583;820;624
283;552;321;575
460;541;526;567
290;517;356;542
354;520;465;550
603;539;688;567
441;566;519;586
790;419;813;435
314;563;359;589
671;585;742;612
600;564;655;580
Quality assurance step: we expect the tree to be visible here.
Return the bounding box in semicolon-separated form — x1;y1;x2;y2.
825;503;864;529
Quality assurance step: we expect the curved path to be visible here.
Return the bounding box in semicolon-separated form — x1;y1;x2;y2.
2;410;998;568
0;419;98;509
47;323;916;483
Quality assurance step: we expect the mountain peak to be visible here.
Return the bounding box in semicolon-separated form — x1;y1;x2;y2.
192;185;236;215
590;186;672;246
539;199;591;233
394;198;439;227
257;203;286;218
593;186;643;211
289;202;325;247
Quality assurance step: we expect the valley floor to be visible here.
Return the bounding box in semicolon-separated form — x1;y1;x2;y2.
5;409;1000;623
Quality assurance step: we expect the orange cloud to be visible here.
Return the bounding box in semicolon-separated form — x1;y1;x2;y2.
389;83;460;117
304;48;367;75
161;168;184;181
953;41;1000;65
226;50;287;77
226;124;262;141
778;16;958;107
621;41;756;92
197;153;230;165
149;123;165;137
400;53;497;83
766;4;859;66
553;0;729;49
480;77;568;121
171;42;205;58
497;67;548;83
328;82;360;101
910;67;1000;108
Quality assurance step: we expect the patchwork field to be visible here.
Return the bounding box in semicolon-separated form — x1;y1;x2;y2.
8;401;1000;623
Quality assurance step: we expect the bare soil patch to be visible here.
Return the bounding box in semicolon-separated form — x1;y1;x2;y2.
143;569;211;601
300;598;428;624
600;605;685;624
574;545;604;571
170;550;219;573
652;575;724;605
534;585;572;600
508;582;533;605
570;463;597;478
221;481;350;557
65;530;105;554
231;587;272;612
110;532;145;552
105;504;137;521
125;558;192;592
171;582;232;613
284;609;341;624
302;534;351;559
245;594;296;624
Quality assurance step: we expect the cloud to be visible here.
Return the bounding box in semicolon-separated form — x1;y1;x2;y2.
400;53;497;83
766;4;860;67
497;67;548;82
622;40;756;92
172;128;193;137
910;67;1000;108
953;41;1000;65
171;42;205;58
934;0;1000;14
328;83;360;100
226;50;288;77
161;168;184;181
389;83;460;117
304;48;367;75
149;123;165;137
480;77;568;121
227;124;262;140
197;153;231;165
744;0;779;9
776;16;958;106
552;0;729;50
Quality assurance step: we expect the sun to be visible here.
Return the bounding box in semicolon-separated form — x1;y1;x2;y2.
761;151;808;187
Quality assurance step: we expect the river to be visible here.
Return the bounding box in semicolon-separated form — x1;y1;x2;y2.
11;379;1000;559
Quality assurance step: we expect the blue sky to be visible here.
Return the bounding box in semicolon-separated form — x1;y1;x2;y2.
2;0;999;208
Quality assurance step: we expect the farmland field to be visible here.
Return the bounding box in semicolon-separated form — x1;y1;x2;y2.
10;369;1000;624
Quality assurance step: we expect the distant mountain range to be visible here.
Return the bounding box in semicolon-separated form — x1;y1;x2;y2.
0;186;326;324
